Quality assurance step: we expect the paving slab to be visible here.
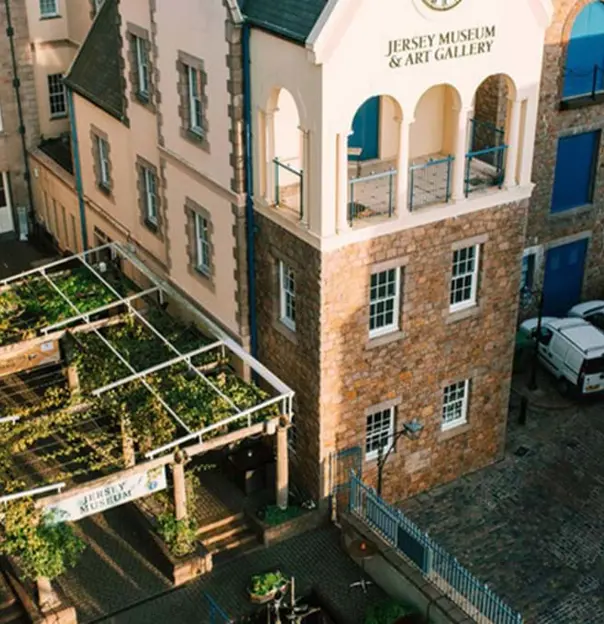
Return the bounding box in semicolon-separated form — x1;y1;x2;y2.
398;383;604;624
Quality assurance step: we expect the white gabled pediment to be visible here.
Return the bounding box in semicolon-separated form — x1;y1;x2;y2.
307;0;554;66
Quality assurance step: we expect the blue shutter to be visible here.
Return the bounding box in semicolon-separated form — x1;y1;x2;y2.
551;131;599;213
348;97;380;161
563;3;604;99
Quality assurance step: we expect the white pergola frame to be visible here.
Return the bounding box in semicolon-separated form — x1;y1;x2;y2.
0;243;294;504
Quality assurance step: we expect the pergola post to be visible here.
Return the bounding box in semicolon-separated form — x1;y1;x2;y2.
120;415;136;468
63;338;80;396
275;420;289;510
36;576;60;612
173;453;188;521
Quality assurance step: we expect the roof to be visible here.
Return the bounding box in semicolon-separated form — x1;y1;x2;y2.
548;318;604;352
241;0;328;43
569;300;604;317
38;136;74;175
63;0;126;122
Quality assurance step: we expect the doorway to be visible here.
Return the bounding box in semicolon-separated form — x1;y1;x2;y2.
0;172;15;236
348;97;380;161
542;238;588;316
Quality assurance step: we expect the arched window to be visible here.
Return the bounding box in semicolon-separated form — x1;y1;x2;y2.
563;2;604;99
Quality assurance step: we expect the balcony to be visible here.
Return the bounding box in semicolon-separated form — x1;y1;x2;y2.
273;158;304;221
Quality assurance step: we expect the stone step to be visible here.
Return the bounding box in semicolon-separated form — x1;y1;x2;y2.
0;603;26;624
199;518;249;547
196;512;244;537
207;529;258;556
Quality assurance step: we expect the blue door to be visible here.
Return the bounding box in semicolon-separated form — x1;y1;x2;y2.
543;239;588;316
348;96;380;161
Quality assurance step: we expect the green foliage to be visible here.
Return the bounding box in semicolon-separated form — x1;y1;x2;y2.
250;570;287;596
364;600;415;624
259;504;304;526
156;513;198;558
0;268;126;346
0;500;85;581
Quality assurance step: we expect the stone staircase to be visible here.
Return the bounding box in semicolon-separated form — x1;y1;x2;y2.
0;572;27;624
197;511;260;564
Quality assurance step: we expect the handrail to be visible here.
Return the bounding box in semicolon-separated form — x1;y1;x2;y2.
349;168;397;184
466;144;508;159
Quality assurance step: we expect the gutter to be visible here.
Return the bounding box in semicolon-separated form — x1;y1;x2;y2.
3;0;35;237
66;88;89;251
242;23;258;359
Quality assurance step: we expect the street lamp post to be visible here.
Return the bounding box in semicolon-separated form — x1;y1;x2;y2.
376;419;423;498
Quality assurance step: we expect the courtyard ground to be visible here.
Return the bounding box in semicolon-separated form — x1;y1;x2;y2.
400;369;604;624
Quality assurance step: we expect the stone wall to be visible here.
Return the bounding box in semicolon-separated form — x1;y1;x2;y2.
527;0;604;300
319;202;527;503
254;212;323;500
473;75;509;151
0;0;40;229
256;200;527;504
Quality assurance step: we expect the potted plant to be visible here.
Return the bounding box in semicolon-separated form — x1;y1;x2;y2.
248;570;288;604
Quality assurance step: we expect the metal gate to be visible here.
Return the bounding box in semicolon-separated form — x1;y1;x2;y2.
330;446;362;518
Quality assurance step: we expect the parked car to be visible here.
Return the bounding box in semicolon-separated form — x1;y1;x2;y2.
518;317;604;395
568;300;604;332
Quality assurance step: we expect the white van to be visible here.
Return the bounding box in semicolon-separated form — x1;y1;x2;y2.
521;317;604;395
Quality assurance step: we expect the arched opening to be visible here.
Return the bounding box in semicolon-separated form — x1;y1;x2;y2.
346;95;403;223
563;2;604;100
263;88;304;220
408;84;461;210
468;74;517;194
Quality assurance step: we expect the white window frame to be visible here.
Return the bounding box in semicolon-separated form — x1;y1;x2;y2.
47;73;66;118
449;245;480;313
134;35;150;98
187;65;203;134
442;380;470;431
365;407;395;462
194;212;211;274
0;103;4;133
279;260;296;331
96;136;110;188
143;167;157;224
40;0;59;17
369;267;401;339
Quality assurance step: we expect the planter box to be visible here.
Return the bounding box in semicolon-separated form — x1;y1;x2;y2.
130;502;212;586
246;506;327;547
0;556;77;624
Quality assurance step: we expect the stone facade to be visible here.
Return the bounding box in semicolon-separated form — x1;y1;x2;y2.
526;0;604;301
0;0;40;237
256;201;527;504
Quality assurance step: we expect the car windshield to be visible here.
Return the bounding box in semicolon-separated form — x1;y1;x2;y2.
584;356;604;375
586;312;604;332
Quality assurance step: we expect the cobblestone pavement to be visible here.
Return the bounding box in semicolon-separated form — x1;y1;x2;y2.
54;503;383;624
399;375;604;624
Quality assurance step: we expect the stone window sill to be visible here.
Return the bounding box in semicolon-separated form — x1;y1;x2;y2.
50;113;68;120
136;91;150;104
181;127;210;152
189;265;215;293
548;204;593;220
438;422;471;441
445;304;481;325
272;318;297;345
559;93;604;112
144;218;159;233
365;330;406;351
40;14;62;21
97;182;111;196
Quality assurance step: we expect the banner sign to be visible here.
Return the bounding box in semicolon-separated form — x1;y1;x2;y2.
44;466;167;524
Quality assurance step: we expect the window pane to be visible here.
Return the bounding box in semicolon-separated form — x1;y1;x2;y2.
442;381;468;428
47;74;66;116
450;246;478;309
369;268;399;335
365;408;393;458
40;0;58;16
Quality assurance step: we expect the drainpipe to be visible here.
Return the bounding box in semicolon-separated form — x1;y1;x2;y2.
66;87;89;251
4;0;35;236
242;23;258;358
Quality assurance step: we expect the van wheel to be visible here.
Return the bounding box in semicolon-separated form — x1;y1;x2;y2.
557;378;570;396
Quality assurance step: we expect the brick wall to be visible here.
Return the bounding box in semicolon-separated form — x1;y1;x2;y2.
256;200;527;504
0;0;40;220
527;0;604;300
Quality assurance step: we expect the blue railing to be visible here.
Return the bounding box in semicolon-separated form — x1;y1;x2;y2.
273;158;304;220
348;169;397;223
562;64;604;103
205;593;232;624
349;474;523;624
465;145;507;195
470;118;505;155
408;156;454;211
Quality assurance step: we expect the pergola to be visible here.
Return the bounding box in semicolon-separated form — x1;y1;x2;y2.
0;242;294;518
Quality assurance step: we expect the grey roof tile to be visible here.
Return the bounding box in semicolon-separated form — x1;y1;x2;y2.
63;0;125;122
242;0;327;43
